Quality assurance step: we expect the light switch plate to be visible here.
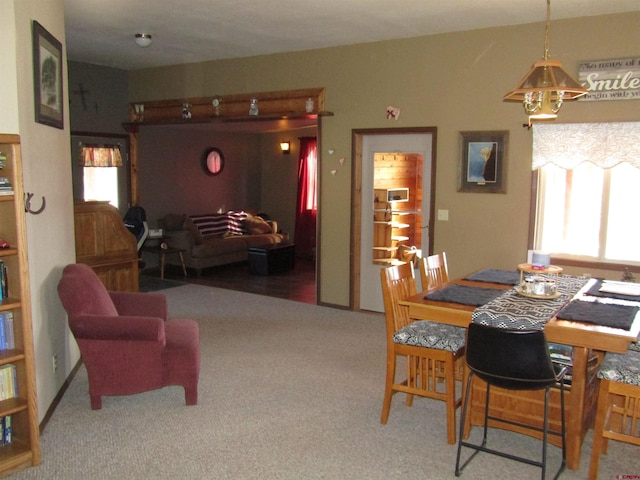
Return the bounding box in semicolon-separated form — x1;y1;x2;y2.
437;209;449;221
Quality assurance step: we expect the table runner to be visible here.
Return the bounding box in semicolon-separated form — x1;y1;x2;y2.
464;269;521;286
472;275;589;330
424;284;506;307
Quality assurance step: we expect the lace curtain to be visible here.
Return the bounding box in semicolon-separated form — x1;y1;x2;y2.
532;122;640;170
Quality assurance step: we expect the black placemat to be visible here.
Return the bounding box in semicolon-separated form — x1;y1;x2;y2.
585;279;640;302
425;284;506;307
464;269;520;286
556;300;639;331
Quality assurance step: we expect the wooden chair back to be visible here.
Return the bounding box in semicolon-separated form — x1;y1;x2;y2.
380;263;417;337
420;252;449;290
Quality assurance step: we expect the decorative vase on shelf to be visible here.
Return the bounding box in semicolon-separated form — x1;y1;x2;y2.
249;98;259;116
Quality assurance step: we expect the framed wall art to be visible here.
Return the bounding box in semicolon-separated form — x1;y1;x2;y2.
458;131;508;193
32;21;64;129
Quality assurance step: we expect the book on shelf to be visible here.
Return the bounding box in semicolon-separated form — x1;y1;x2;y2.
4;312;14;350
1;262;6;299
0;316;5;353
2;415;12;445
0;261;7;299
0;313;13;351
0;364;16;401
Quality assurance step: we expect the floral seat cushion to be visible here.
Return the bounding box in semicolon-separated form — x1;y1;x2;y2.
393;320;465;351
597;347;640;387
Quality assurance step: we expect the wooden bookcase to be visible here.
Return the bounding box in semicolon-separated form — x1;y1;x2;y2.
0;134;40;473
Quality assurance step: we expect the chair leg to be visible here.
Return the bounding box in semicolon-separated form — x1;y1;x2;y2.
455;372;477;476
588;380;610;480
541;388;549;480
380;352;397;424
184;385;198;406
445;353;457;445
90;394;102;410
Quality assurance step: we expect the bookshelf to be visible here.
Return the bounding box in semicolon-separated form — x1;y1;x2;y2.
0;134;40;474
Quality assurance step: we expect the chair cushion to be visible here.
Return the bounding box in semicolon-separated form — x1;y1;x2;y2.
393;320;465;351
598;349;640;386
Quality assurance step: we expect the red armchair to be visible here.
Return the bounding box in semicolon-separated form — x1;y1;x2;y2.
57;263;200;409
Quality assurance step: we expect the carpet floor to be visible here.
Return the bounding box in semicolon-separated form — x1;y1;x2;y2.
10;284;638;479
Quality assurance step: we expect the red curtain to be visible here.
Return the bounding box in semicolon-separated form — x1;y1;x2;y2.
294;137;317;258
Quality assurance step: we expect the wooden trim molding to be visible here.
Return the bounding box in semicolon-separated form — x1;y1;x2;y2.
126;87;328;125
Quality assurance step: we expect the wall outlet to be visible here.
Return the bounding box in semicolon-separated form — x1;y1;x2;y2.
52;354;58;372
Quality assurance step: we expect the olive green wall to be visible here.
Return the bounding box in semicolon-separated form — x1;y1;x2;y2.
129;13;640;308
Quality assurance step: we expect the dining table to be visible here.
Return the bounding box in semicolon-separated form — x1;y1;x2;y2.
400;268;640;471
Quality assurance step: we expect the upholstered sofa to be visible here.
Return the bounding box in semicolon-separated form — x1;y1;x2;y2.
158;212;284;275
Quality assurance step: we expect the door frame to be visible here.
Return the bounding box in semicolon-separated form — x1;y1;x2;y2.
350;127;438;310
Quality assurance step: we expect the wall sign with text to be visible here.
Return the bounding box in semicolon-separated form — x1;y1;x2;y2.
578;57;640;102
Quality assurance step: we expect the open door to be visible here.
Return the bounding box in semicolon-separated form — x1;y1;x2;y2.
351;128;437;312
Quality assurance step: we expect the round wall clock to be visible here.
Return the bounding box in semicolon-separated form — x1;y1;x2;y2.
202;147;224;176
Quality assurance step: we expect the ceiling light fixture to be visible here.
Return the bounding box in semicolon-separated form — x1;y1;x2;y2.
503;0;587;123
134;33;152;48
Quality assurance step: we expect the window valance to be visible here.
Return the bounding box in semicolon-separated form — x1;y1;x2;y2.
532;122;640;170
80;144;123;167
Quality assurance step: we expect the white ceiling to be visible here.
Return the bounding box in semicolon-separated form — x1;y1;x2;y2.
64;0;640;71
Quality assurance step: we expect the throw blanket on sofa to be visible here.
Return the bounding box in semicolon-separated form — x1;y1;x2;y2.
189;212;248;237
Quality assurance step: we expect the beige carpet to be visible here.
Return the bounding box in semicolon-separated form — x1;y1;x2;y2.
10;284;638;479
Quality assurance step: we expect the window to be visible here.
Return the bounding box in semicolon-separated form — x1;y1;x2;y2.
533;122;640;264
80;144;123;208
83;167;119;208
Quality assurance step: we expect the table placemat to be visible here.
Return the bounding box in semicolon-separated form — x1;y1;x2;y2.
585;279;640;303
472;275;589;330
464;269;521;286
556;300;639;331
424;284;506;307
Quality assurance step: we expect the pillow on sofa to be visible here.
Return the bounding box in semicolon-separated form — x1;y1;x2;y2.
243;216;273;235
163;213;187;231
184;217;204;244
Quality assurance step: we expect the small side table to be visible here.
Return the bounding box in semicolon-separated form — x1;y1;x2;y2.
142;245;187;279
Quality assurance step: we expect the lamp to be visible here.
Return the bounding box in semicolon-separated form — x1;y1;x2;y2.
280;141;291;155
134;33;152;48
503;0;587;123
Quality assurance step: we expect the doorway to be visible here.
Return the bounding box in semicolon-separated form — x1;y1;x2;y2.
351;128;437;312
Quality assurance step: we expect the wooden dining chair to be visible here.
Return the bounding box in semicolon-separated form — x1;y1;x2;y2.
419;251;449;291
588;342;640;480
380;262;466;444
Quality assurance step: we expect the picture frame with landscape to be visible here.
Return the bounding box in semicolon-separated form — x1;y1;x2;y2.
32;21;64;129
458;130;508;193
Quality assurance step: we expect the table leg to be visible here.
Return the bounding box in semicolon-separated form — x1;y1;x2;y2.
565;346;599;471
160;253;166;279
